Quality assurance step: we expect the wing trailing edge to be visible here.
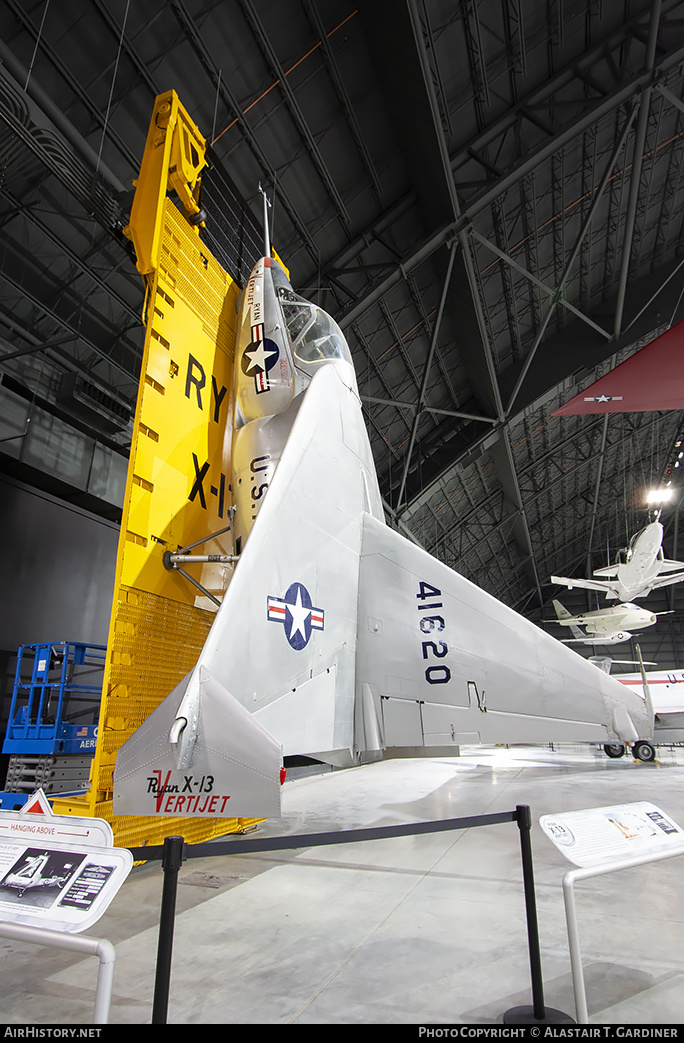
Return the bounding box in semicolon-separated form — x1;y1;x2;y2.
551;574;619;598
356;515;651;749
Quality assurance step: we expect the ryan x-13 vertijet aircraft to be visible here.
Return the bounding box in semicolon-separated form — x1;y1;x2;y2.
551;520;684;603
113;208;654;818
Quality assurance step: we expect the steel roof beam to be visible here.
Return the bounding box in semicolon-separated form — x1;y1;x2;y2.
450;0;682;180
505;102;638;416
585;415;611;577
489;198;524;362
0;262;138;392
351;325;414;440
1;190;141;326
402;271;462;411
385;0;519;539
2;2;138;177
486;429;544;607
240;0;351;228
170;0;320;267
395;239;457;510
377;299;423;396
0;65;127;241
407;0;505;434
90;0;161;99
364;397;497;424
413;417;661;553
395;243;684;516
613;0;663;339
470;231;612;339
336;23;684;332
301;0;383;205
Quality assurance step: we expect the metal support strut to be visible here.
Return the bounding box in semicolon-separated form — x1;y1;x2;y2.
162;517;238;608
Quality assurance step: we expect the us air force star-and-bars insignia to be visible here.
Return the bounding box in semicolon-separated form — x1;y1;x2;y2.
267;582;325;650
241;322;280;394
584;394;623;403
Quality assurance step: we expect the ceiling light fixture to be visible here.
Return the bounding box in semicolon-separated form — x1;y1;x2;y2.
647;488;674;503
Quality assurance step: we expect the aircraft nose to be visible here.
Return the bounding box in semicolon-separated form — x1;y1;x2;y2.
267;255;294;294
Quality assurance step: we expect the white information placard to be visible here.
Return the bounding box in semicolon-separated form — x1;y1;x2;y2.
540;801;684;867
0;790;132;933
0;840;133;933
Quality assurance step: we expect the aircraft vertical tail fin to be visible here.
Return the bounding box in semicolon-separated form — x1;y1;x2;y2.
553;599;586;642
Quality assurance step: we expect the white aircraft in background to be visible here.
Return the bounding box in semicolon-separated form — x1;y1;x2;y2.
551;520;684;602
550;599;660;646
113;206;654;818
589;657;684;758
613;668;684;712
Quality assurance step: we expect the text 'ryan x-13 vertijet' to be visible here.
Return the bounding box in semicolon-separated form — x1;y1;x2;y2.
113;199;654;819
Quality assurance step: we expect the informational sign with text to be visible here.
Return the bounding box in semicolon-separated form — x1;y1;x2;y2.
0;790;132;933
540;801;684;867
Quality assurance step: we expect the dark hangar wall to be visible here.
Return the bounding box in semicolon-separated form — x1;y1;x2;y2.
0;474;119;763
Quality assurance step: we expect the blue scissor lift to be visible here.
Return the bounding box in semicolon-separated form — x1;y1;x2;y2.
0;641;106;808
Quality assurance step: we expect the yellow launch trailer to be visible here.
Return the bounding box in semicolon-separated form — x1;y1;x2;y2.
52;91;262;847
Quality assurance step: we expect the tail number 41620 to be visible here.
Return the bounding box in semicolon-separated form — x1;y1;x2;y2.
416;581;451;685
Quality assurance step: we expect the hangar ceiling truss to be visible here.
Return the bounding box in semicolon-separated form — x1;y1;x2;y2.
0;0;683;662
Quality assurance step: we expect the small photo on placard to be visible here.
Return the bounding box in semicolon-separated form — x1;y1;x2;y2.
0;848;86;908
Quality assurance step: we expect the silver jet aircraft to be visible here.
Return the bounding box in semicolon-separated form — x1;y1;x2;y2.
551;520;684;602
550;599;659;646
113;246;654;818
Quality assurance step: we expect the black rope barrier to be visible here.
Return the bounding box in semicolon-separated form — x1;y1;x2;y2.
131;804;574;1026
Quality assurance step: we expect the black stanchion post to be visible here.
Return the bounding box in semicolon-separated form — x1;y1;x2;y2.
137;808;574;1024
152;835;185;1025
503;805;574;1025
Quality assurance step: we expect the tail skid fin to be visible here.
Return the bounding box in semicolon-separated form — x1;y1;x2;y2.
113;667;282;817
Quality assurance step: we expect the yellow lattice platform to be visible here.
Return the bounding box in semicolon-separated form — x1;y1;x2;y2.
52;93;261;847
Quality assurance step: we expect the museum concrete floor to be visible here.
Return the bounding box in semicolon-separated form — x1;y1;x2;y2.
2;744;683;1026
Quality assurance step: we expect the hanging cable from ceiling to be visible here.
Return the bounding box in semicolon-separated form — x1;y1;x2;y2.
94;0;131;181
23;0;50;92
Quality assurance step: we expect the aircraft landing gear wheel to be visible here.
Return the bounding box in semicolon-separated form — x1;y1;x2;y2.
603;743;626;758
632;741;656;762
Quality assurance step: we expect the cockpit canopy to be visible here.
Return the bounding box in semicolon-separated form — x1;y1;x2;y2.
276;285;353;368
